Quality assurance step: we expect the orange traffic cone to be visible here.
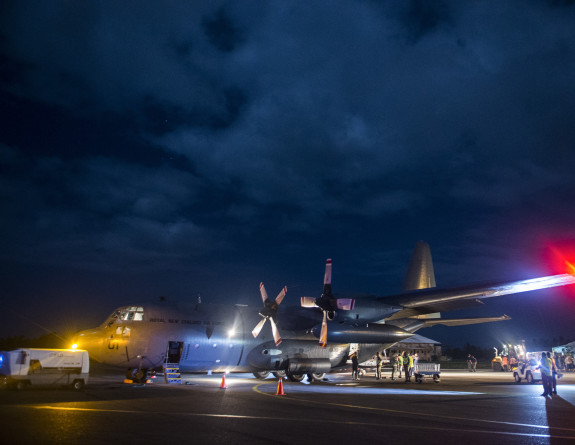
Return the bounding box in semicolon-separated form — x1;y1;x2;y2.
220;374;227;389
275;378;286;396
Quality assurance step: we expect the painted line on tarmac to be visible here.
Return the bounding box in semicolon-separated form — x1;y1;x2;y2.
16;404;575;441
252;382;575;435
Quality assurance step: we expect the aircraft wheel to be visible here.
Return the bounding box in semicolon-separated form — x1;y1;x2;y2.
287;372;305;382
307;373;325;382
526;372;534;384
72;379;85;391
272;370;286;379
514;373;521;383
15;380;28;391
252;371;270;380
134;369;146;383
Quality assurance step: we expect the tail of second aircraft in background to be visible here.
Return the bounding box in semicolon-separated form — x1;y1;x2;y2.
403;240;436;291
401;240;441;323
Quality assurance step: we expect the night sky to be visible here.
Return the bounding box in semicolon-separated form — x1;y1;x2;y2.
2;1;575;348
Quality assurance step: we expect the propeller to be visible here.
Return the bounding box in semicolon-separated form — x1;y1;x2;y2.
252;282;287;346
300;259;355;348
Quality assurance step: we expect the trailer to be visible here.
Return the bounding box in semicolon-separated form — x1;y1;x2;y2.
0;348;89;390
413;363;440;383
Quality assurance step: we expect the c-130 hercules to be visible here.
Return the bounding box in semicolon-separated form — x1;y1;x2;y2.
72;241;575;382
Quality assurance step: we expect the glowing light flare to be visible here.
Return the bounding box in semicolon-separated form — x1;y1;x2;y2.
541;242;575;275
71;344;78;349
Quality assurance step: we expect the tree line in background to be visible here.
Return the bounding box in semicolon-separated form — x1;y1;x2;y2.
0;333;67;351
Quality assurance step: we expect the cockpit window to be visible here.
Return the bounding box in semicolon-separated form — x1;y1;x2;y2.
119;306;144;321
105;306;144;326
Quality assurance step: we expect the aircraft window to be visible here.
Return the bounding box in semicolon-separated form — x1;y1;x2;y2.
106;310;122;327
119;306;144;321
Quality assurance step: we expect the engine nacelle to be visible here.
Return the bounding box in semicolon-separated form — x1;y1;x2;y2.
312;323;413;343
287;358;332;374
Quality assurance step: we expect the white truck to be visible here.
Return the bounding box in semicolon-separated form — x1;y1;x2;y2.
0;348;89;390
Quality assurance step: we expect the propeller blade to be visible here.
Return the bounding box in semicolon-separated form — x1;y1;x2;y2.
319;311;328;348
270;317;282;346
324;259;332;285
259;282;269;303
323;259;333;298
336;298;355;311
275;286;287;305
300;296;317;308
252;318;266;338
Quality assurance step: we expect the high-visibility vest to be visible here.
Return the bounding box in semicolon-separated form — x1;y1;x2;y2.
541;357;553;376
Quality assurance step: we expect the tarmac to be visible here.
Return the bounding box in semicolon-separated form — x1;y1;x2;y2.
1;368;574;444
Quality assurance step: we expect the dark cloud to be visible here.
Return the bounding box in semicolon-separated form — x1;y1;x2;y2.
397;0;452;43
202;7;245;53
1;1;575;346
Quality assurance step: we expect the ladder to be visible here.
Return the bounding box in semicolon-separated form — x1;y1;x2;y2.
163;363;182;384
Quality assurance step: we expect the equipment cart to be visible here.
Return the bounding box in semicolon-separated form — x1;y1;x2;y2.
413;363;440;383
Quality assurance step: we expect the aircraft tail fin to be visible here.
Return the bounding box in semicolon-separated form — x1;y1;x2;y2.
403;240;436;291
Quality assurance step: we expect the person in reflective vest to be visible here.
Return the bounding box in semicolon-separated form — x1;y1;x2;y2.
539;352;553;397
548;352;558;395
404;352;412;382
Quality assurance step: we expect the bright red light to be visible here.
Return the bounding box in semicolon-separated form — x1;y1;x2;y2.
541;240;575;275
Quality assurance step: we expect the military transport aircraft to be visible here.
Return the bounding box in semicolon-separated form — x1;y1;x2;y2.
71;242;575;382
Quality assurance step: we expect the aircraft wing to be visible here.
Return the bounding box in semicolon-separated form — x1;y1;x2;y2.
384;273;575;320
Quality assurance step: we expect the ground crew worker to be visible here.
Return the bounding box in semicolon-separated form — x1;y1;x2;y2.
404;352;411;382
539;352;553;397
397;352;404;379
390;353;398;380
566;355;574;371
502;355;509;372
470;355;477;372
351;351;359;381
375;352;383;379
548;352;558;395
510;355;518;369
